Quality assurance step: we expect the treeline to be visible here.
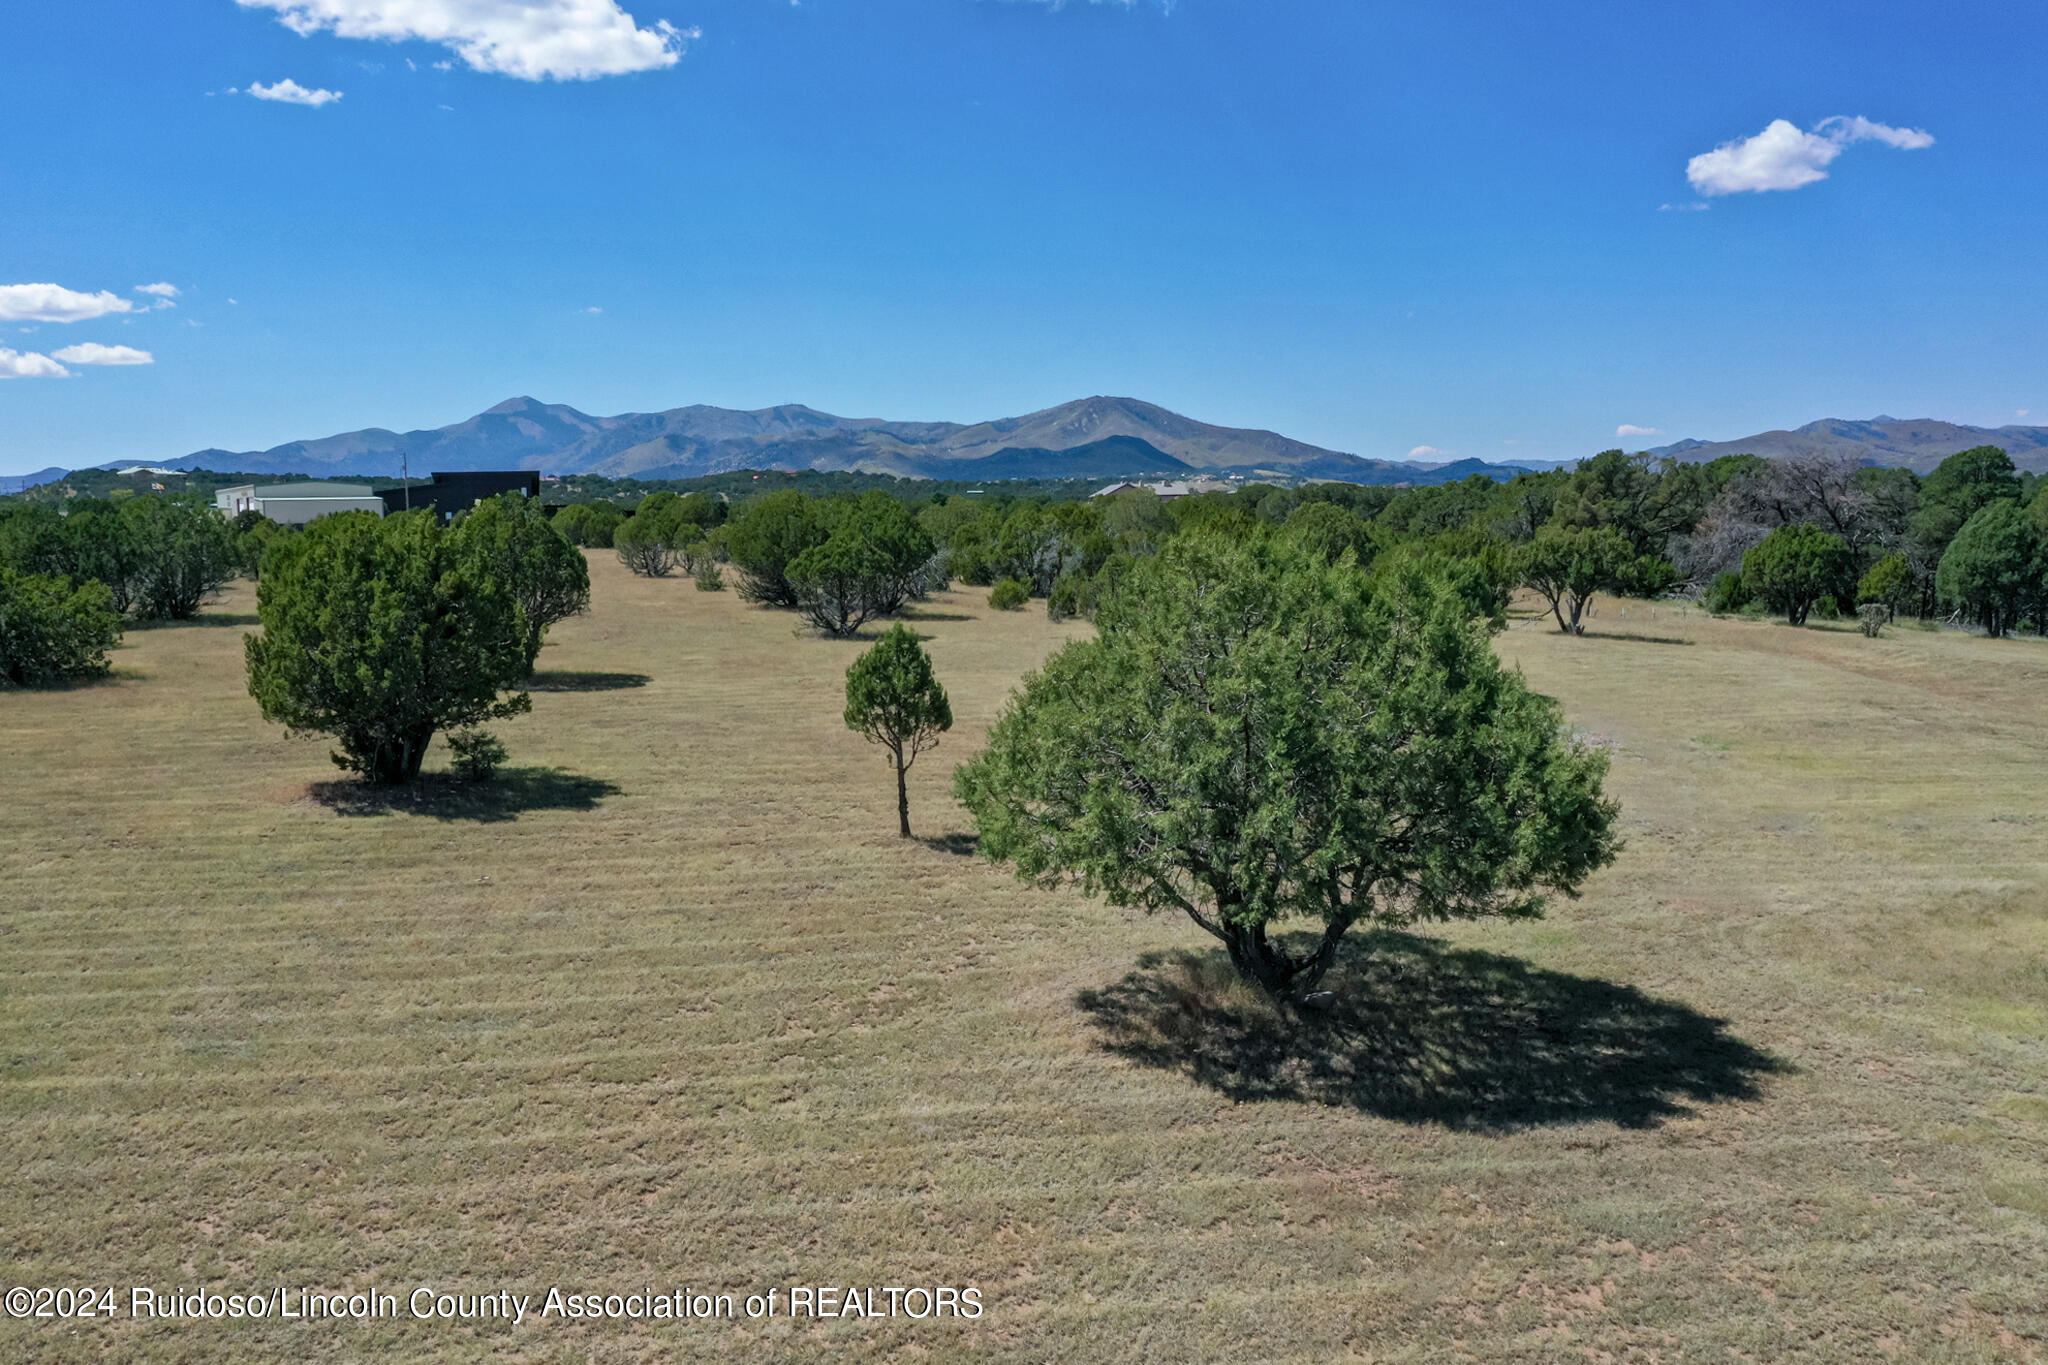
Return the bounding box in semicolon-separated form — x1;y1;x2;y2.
542;468;1101;511
0;496;248;685
598;443;2048;642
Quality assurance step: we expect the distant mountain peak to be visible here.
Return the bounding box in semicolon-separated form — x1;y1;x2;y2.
484;395;546;415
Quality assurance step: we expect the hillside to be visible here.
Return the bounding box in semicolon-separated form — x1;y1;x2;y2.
142;395;1536;486
1648;416;2048;473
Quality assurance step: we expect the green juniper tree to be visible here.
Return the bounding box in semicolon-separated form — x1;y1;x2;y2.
954;535;1619;1004
1741;524;1853;625
246;511;533;784
844;623;953;837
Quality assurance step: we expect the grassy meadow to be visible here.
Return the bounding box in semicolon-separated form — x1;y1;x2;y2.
2;554;2045;1362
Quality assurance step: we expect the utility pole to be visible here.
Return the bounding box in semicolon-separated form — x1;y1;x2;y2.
401;452;411;511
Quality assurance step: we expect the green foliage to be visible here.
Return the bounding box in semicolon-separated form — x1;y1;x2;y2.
446;728;508;783
785;492;938;635
119;497;239;620
245;511;533;785
0;567;123;687
1548;450;1704;557
1856;551;1912;611
726;490;830;607
552;501;625;549
1515;527;1671;635
989;578;1029;611
1911;446;2021;588
1704;571;1751;614
233;512;285;580
1741;524;1854;626
693;559;725;591
1046;571;1097;622
1936;501;2045;638
453;493;591;664
613;513;680;577
954;535;1619;1002
1369;532;1514;629
843;623;953;837
1281;501;1375;566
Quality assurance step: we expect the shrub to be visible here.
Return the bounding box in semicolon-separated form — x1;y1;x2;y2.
1936;501;2045;638
446;728;508;783
1857;604;1889;637
246;511;532;785
1741;524;1854;625
843;623;953;837
614;514;680;577
727;490;829;607
1857;551;1911;612
121;497;239;620
0;568;123;687
989;579;1029;611
694;560;725;592
1704;571;1750;614
954;536;1618;1003
453;493;590;666
1046;571;1096;622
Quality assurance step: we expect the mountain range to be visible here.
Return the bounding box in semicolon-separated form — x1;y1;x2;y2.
20;402;2048;492
148;395;1535;485
1646;416;2048;474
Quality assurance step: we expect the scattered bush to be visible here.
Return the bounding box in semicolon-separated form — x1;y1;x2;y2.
727;490;830;607
614;514;680;577
1742;524;1854;626
0;567;123;687
454;493;591;666
1857;551;1911;614
1704;571;1751;614
446;728;508;783
1936;500;2045;638
843;623;953;837
246;511;532;785
1046;571;1096;622
121;497;239;620
955;535;1619;1003
693;559;725;591
989;579;1029;611
1857;604;1889;637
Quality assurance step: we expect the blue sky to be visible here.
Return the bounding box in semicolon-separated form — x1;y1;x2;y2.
3;0;2044;475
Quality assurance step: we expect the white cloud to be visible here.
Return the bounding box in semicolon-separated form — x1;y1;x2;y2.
1407;445;1450;460
0;284;136;324
237;0;697;81
1686;115;1934;196
1616;424;1660;438
135;282;180;298
50;343;155;367
248;78;346;106
582;305;603;315
0;348;70;379
1658;201;1710;212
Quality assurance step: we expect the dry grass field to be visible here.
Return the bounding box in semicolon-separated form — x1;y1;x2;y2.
3;555;2045;1362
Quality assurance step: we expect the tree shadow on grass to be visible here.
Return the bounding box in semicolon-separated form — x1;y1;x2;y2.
526;670;652;692
897;609;975;622
305;768;622;823
1578;630;1693;646
1075;931;1786;1132
128;612;263;631
919;831;979;857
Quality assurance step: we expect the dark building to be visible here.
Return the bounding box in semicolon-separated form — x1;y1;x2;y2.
378;470;542;522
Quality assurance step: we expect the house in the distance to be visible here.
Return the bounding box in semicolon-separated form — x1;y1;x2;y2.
213;482;386;525
378;471;541;522
1091;478;1231;502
